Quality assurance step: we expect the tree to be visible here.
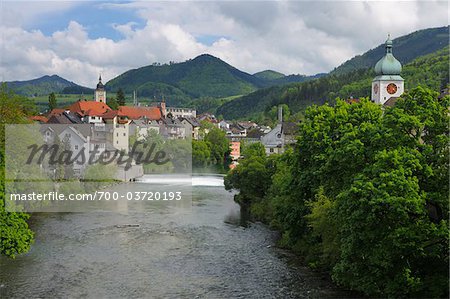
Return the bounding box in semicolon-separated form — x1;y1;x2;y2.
192;140;210;167
0;84;35;258
108;97;119;110
204;127;229;164
117;88;126;106
48;92;57;111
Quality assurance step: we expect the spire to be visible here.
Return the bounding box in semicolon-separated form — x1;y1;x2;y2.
96;73;105;90
385;33;393;54
374;33;401;76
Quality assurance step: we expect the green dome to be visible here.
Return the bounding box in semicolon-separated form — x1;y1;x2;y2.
374;36;402;75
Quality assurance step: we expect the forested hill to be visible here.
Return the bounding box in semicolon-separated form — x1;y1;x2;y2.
2;75;93;96
331;26;449;76
253;70;285;80
105;54;320;103
217;46;449;120
106;54;263;99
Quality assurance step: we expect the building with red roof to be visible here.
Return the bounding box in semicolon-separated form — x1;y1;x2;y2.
69;100;112;117
117;106;162;121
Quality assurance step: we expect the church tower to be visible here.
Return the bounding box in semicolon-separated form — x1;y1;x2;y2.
95;75;106;103
371;35;404;105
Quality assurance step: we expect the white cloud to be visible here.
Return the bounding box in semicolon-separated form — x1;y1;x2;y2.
0;1;448;87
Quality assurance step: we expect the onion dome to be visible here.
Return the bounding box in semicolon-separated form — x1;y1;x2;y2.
374;35;402;75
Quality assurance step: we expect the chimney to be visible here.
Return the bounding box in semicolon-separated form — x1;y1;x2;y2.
278;105;283;124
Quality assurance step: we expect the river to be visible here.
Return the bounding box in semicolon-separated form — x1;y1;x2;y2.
0;175;351;298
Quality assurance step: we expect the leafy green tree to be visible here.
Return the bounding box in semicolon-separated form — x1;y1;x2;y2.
192;140;210;167
117;88;126;106
0;84;35;258
48;92;57;111
204;127;229;164
225;143;271;205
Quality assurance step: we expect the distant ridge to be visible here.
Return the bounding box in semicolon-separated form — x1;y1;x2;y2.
3;75;93;96
331;26;449;75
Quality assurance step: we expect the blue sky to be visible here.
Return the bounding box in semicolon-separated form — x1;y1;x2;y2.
1;1;448;86
23;1;145;41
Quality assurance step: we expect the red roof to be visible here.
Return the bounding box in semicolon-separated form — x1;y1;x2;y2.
102;110;118;119
29;115;48;123
117;106;161;120
48;108;65;117
69;101;112;117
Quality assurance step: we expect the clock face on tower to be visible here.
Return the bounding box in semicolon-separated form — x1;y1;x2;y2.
386;83;397;95
373;83;379;94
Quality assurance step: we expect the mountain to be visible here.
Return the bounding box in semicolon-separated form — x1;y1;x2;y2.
331;26;449;76
217;46;449;120
106;54;264;102
105;54;319;106
3;75;92;96
254;70;286;80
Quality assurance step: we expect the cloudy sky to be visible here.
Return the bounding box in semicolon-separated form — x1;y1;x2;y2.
0;1;448;86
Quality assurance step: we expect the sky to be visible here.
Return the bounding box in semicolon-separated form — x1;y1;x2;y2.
0;0;448;87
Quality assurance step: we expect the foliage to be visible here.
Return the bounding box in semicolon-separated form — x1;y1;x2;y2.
107;97;119;110
116;88;126;106
48;92;57;111
224;143;273;205
225;86;449;297
0;84;35;258
192;140;211;167
204;127;230;164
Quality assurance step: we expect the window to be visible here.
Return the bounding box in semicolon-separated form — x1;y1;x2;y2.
270;148;274;153
74;145;79;150
116;133;119;137
123;133;126;136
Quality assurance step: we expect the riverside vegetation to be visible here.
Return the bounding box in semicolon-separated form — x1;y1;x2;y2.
225;86;449;298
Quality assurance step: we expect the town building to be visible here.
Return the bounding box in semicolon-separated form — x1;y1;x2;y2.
166;107;196;118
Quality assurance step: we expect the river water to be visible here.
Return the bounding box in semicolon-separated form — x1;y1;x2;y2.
0;175;350;298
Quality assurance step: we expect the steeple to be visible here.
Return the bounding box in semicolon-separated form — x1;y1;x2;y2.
371;34;404;105
94;74;106;103
374;34;402;76
96;74;105;90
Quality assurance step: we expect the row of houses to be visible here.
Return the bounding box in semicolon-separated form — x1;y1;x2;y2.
31;76;299;174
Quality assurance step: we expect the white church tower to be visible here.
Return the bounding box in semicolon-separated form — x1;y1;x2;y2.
371;35;404;105
94;75;106;103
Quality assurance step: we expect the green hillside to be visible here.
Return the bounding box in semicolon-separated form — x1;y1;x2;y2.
106;54;265;102
331;26;449;76
253;70;285;80
105;54;321;107
3;75;92;96
217;46;449;120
